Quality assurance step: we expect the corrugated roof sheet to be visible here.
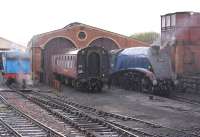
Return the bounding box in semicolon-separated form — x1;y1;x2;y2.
0;37;25;51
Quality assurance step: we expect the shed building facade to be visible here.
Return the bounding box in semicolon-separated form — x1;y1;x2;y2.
161;12;200;76
28;23;148;84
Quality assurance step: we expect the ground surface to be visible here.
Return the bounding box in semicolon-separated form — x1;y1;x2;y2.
1;83;200;136
34;84;200;135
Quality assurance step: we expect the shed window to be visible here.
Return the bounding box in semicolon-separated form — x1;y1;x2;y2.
166;15;171;27
171;14;176;26
78;31;86;40
161;16;166;28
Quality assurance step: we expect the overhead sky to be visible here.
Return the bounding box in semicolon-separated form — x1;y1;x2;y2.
0;0;199;46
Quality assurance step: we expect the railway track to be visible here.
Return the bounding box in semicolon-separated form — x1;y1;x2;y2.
0;118;21;137
17;90;200;137
1;91;90;137
0;95;65;137
172;95;200;106
17;90;155;137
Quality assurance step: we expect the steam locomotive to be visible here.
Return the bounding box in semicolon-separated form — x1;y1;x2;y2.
52;46;110;92
109;46;176;96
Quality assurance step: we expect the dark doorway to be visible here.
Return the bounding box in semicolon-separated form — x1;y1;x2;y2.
89;38;119;50
42;37;75;84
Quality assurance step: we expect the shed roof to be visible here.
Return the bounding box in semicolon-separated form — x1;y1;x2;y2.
0;37;25;51
161;11;200;16
30;22;148;47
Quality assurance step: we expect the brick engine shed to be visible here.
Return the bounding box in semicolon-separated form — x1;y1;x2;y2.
28;23;148;84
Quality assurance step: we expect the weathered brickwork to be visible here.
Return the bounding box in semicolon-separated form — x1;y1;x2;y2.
161;12;200;76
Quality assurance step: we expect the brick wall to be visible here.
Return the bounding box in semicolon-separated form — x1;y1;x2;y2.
29;23;148;81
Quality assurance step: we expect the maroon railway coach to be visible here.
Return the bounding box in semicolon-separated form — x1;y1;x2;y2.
52;46;110;92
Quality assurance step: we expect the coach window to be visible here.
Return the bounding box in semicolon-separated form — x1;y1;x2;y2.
67;56;68;67
63;56;65;67
58;56;60;65
60;56;62;67
68;56;70;68
74;56;76;67
72;56;75;68
65;60;67;68
58;56;59;65
69;60;71;68
62;56;64;67
55;57;57;65
70;56;72;68
64;56;66;67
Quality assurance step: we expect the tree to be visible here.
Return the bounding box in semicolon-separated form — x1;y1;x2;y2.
130;32;160;44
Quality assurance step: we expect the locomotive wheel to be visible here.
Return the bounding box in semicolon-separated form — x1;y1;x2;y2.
74;80;83;91
64;78;72;87
6;78;15;86
140;77;152;93
92;84;102;92
88;79;102;92
153;82;171;97
120;72;133;90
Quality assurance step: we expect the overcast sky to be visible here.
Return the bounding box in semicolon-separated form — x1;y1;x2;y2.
0;0;199;46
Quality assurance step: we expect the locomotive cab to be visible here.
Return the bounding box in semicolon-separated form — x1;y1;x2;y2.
77;47;110;91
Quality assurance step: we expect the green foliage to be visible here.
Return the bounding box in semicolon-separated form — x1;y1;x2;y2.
130;32;160;44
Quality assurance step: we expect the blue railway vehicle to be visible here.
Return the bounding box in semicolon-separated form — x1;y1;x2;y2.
1;50;31;86
110;46;176;96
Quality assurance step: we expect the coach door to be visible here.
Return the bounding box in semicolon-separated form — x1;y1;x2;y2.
88;52;100;76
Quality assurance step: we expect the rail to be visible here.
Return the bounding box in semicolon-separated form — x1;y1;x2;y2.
17;90;200;137
0;95;65;137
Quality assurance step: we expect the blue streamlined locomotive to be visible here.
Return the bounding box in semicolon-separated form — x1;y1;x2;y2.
110;46;176;96
1;50;31;85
